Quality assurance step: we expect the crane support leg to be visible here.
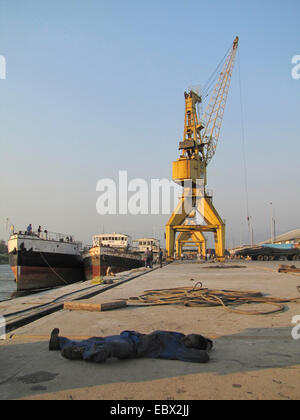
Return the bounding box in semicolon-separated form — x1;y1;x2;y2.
200;197;225;262
176;231;206;259
166;193;225;262
166;196;189;260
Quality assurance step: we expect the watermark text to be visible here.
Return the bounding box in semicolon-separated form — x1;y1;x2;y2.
291;315;300;340
0;316;6;340
0;55;6;80
292;55;300;80
96;171;205;216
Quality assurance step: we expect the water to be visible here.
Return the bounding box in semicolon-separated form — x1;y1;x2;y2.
0;265;16;302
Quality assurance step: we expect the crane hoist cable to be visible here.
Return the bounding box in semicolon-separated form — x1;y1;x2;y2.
202;44;232;99
237;49;251;233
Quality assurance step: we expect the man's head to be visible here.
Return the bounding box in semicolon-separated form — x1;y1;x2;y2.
182;334;213;351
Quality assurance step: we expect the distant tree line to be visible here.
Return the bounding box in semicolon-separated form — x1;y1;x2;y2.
0;240;8;264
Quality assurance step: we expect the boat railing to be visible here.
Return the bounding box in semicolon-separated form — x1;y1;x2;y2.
14;230;77;243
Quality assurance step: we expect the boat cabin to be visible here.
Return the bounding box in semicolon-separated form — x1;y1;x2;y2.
93;233;131;249
133;238;160;254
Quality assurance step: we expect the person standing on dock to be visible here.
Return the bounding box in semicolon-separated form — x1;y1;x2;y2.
26;224;33;235
159;248;163;268
145;248;152;269
150;250;154;268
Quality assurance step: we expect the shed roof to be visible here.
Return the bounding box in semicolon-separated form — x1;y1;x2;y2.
260;229;300;244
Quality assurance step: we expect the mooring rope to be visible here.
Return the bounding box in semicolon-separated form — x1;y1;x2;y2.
128;282;300;315
39;252;69;285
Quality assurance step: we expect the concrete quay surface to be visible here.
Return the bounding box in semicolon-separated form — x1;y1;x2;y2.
0;260;300;400
0;267;155;332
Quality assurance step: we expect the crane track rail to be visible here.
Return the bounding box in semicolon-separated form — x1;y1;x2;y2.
3;266;161;334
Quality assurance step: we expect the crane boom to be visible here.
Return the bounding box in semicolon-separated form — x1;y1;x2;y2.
201;36;239;164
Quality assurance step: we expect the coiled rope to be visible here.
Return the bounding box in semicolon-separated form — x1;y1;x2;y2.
128;282;300;315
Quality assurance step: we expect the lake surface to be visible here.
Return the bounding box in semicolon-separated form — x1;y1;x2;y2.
0;264;16;302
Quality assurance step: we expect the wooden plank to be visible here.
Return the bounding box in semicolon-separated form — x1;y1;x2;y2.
63;300;127;312
278;265;300;273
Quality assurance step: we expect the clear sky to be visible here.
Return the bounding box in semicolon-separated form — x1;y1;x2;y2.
0;0;299;247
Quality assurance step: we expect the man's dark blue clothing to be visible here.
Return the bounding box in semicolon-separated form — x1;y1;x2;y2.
56;330;211;364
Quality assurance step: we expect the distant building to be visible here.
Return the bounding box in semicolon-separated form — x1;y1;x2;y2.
260;229;300;247
93;233;131;249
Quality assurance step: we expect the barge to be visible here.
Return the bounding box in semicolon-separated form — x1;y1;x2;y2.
83;233;144;281
8;231;84;291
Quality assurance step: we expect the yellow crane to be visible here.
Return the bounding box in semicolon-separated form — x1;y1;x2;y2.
176;231;207;259
166;37;239;261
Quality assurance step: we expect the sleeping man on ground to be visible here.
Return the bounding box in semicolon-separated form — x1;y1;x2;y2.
49;328;213;364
